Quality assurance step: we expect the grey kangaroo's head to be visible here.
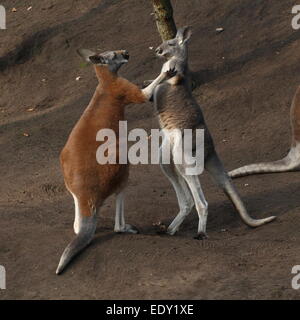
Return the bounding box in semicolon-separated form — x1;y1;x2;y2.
155;26;192;60
77;49;129;72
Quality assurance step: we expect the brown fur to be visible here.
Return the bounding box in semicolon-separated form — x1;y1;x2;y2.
60;65;146;217
290;86;300;145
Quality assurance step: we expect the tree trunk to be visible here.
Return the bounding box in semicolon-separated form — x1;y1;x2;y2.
152;0;177;41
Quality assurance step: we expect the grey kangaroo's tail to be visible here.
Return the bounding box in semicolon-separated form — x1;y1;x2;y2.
228;151;300;178
56;214;97;275
205;152;276;228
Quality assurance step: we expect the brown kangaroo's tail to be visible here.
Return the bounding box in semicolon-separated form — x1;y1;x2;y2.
56;213;97;275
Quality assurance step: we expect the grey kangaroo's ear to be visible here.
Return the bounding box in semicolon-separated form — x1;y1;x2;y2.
77;49;97;63
176;26;192;45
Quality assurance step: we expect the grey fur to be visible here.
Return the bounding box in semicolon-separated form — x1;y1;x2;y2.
228;154;300;178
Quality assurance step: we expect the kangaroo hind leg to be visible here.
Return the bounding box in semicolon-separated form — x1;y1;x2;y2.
176;169;208;239
159;142;195;235
160;159;195;236
70;192;81;234
114;191;139;234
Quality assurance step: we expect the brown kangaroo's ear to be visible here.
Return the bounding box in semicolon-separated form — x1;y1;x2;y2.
77;49;96;63
176;26;192;45
89;55;106;65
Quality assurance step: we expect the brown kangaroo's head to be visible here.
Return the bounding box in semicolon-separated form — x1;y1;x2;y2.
155;26;192;61
77;49;129;72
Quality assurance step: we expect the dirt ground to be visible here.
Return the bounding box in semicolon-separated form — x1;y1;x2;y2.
1;0;300;299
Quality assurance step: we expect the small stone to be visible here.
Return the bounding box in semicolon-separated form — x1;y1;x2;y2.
27;6;32;11
23;132;30;137
12;8;17;12
149;47;154;50
42;4;54;10
216;27;224;33
76;76;81;81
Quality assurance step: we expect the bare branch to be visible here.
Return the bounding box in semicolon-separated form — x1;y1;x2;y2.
152;0;177;41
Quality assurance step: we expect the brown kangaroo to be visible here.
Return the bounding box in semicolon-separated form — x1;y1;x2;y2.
56;49;170;274
229;86;300;178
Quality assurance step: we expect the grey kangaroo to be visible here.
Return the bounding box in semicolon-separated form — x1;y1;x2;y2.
229;86;300;178
151;26;276;238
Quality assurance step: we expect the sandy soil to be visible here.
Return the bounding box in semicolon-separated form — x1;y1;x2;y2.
1;0;300;299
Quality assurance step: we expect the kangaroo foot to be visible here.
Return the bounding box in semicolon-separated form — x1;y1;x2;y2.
194;232;208;240
115;224;139;234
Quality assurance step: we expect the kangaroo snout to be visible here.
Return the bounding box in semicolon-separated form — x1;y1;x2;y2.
155;46;163;55
116;50;129;60
121;50;129;60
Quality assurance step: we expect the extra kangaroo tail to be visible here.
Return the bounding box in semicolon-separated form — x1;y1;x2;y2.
229;86;300;179
56;213;97;275
229;149;300;179
228;157;300;178
205;152;276;227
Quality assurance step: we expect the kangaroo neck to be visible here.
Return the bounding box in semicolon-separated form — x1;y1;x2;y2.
85;66;124;115
94;65;117;84
170;57;188;72
165;57;191;90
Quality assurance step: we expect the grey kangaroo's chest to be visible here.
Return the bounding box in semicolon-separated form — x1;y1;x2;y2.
153;82;215;155
154;82;205;130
